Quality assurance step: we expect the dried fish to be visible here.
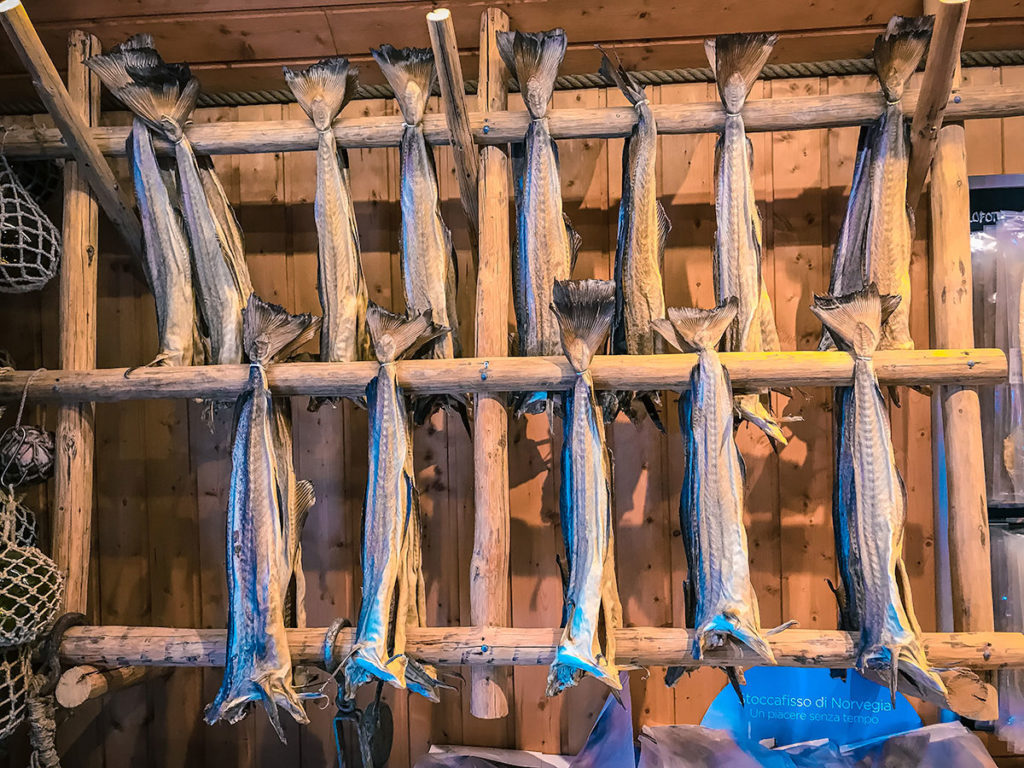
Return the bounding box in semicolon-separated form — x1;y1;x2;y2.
344;304;448;701
205;295;320;741
865;16;932;351
546;279;622;696
706;33;785;445
600;51;669;428
654;300;788;692
372;45;468;424
498;29;580;414
92;39;253;364
284;57;369;376
87;38;196;366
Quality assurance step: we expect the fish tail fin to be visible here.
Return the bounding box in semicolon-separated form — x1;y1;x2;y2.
366;302;448;364
706;33;778;114
597;47;646;106
546;650;622;697
735;394;788;447
873;16;933;103
343;648;408;698
294;480;315;532
652;298;738;353
371;45;434;125
497;29;566;120
551;279;616;373
284;56;358;131
810;284;901;359
242;294;321;365
405;659;454;702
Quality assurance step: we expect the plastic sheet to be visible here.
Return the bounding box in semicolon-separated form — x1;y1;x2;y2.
992;526;1024;752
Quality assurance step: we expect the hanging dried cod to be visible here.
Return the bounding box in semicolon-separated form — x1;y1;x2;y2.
343;304;449;701
205;296;319;740
600;51;669;429
547;279;623;696
706;33;785;445
814;285;994;720
498;29;580;414
654;300;793;695
92;38;253;364
87;36;196;366
284;57;369;388
821;16;932;352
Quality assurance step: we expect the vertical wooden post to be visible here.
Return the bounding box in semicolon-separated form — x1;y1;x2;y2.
469;6;512;720
930;124;995;634
53;30;100;615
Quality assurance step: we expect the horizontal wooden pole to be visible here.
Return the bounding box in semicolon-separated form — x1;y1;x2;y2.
2;84;1021;159
0;349;1004;403
57;625;1024;670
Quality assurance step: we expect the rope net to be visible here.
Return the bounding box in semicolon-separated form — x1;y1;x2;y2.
0;154;61;294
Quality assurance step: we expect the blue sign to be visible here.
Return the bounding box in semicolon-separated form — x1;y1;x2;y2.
701;667;922;748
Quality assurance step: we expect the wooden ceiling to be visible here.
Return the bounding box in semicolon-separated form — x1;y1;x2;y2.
1;0;1021;103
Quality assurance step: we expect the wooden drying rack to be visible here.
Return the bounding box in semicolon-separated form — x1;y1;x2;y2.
0;0;1016;721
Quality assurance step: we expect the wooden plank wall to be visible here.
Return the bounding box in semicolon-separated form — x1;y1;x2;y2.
1;65;1023;766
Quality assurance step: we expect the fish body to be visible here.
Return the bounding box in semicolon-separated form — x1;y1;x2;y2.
812;286;945;702
344;304;449;700
285;57;369;366
127;117;196;365
707;33;784;444
546;280;622;696
601;53;669;425
205;296;320;741
653;300;776;675
498;29;578;412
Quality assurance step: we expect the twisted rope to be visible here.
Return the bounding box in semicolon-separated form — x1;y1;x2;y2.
0;48;1022;115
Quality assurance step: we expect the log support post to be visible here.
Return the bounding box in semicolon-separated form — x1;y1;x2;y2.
428;7;480;249
0;1;143;257
55;665;156;709
53;30;100;616
468;6;513;720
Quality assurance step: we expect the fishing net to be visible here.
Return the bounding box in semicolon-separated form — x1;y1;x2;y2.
10;160;63;207
0;644;32;741
0;369;55;488
0;154;62;294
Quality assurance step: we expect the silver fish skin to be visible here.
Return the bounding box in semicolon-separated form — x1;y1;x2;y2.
128;117;196;366
653;300;777;673
820;125;873;351
864;17;932;352
205;296;320;741
284;57;369;365
812;286;946;704
498;29;578;412
546;280;623;697
600;52;669;425
372;46;458;360
706;33;785;445
344;304;448;701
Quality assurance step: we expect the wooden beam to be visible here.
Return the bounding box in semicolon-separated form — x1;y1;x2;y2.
428;7;479;246
3;84;1023;159
0;349;1005;403
930;124;995;635
55;665;155;708
52;29;99;616
469;5;511;722
57;625;1024;671
907;0;971;208
0;0;143;257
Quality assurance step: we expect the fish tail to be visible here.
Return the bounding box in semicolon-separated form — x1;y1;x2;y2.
735;394;787;447
412;393;472;434
653;298;739;353
371;45;434;125
343;647;408;698
705;33;778;114
550;279;616;373
546;649;622;697
695;614;776;665
404;659;453;702
242;294;321;366
810;284;901;359
284;56;358;131
366;302;448;364
873;16;933;103
254;674;310;743
598;47;646;106
497;29;566;120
